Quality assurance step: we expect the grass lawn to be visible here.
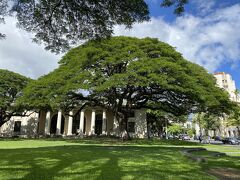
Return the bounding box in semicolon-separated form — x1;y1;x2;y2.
203;144;240;156
0;138;239;180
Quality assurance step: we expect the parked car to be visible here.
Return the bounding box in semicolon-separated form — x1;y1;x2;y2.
214;136;222;141
173;135;179;139
180;134;191;140
168;135;180;139
222;137;239;145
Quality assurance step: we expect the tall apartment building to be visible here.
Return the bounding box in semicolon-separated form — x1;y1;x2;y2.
194;72;239;138
214;72;239;102
213;72;239;137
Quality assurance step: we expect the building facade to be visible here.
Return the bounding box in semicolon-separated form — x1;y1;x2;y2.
0;107;147;138
214;72;240;137
194;72;239;138
214;72;239;102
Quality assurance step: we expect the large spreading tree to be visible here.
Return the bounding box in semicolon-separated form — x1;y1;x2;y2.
19;36;233;137
0;69;31;127
0;0;189;53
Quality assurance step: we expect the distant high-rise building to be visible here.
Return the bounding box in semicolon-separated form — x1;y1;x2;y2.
194;72;239;138
214;72;239;102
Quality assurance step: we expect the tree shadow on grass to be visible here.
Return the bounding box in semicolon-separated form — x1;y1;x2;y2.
1;136;201;146
64;138;201;147
0;137;25;141
0;145;217;180
188;149;240;179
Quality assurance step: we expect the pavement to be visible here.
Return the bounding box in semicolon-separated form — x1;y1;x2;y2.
190;139;240;147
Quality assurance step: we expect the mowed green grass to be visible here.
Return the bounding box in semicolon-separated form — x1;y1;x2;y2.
0;138;239;180
203;144;240;157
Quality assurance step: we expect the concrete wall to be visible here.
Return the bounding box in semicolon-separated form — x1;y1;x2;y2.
0;112;38;137
194;121;239;138
128;109;147;138
84;110;92;135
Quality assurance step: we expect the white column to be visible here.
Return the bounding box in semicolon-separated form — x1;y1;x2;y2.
102;109;107;135
90;109;96;135
34;112;40;135
113;116;119;135
56;110;62;135
67;111;73;136
79;110;85;134
165;122;168;139
44;111;51;135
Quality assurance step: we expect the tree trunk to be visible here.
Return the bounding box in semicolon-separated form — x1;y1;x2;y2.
0;108;4;127
147;120;151;139
237;126;240;137
121;114;131;140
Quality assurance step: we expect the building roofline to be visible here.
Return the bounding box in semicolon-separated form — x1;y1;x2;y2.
213;72;225;75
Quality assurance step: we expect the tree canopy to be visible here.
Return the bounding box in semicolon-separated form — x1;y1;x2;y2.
0;0;189;53
19;36;233;134
0;69;31;126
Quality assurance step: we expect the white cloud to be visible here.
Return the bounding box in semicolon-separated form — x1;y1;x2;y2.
0;17;61;79
114;4;240;72
192;0;216;15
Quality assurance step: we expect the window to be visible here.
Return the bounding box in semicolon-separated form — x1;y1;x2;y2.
128;122;135;133
14;121;21;132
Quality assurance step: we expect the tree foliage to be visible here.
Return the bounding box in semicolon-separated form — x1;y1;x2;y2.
228;105;240;126
168;123;183;135
193;112;221;135
1;0;149;53
0;0;190;53
0;69;31;126
161;0;188;15
146;109;187;137
19;36;233;134
0;0;8;39
234;89;240;102
227;104;240;135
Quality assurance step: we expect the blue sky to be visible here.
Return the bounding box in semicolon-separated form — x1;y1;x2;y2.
0;0;239;89
145;0;240;89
